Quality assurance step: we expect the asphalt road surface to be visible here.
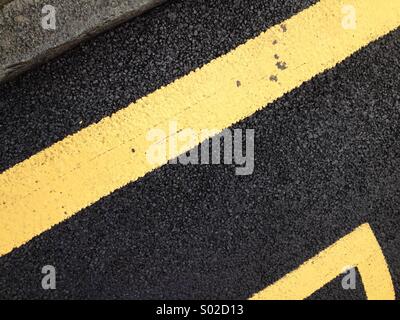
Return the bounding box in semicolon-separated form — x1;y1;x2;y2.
0;0;399;299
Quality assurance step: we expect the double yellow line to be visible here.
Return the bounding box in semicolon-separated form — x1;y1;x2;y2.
1;0;400;262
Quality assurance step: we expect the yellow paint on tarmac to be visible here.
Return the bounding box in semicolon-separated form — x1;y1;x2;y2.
1;0;400;256
250;224;395;300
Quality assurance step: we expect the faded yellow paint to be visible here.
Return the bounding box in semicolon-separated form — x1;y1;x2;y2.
250;224;395;300
1;0;400;256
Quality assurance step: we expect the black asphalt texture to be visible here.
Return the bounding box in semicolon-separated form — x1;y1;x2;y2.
0;0;399;300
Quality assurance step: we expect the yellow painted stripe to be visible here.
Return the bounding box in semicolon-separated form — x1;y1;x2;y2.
1;0;400;256
249;223;395;300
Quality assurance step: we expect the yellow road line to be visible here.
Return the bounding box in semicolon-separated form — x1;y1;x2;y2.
1;0;400;256
249;223;395;300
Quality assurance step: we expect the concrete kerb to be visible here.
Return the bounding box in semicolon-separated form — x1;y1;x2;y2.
0;0;167;83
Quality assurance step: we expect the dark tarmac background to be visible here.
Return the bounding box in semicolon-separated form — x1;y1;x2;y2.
0;0;399;299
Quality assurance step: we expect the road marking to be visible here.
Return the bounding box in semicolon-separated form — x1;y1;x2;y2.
249;223;395;300
1;0;400;256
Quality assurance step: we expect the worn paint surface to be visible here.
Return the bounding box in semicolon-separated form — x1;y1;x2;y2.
1;0;400;260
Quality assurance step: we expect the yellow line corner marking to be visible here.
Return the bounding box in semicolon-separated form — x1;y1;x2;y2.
1;0;400;256
250;223;395;300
